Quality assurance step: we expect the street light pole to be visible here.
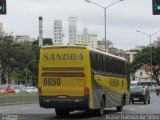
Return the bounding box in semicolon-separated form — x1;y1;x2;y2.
85;0;124;52
149;35;152;78
136;30;160;80
104;8;106;52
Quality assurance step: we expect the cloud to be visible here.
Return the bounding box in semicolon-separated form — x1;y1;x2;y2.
1;0;160;50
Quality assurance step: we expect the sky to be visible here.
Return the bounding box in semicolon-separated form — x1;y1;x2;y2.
1;0;160;50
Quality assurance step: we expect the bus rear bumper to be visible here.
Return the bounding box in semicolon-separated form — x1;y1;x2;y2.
39;95;89;110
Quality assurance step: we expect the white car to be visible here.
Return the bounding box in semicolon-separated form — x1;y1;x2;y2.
14;85;27;93
26;86;38;93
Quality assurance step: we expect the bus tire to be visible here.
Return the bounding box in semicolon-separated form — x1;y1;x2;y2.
95;98;105;116
116;98;124;112
55;108;69;117
116;105;123;112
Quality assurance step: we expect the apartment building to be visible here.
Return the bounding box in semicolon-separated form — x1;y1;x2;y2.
0;22;3;35
97;39;113;51
154;37;160;47
68;17;77;45
53;20;63;45
77;28;97;49
14;35;34;45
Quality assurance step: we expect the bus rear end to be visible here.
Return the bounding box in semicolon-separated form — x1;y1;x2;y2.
38;46;91;115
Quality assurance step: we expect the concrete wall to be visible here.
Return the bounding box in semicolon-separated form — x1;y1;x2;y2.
0;94;38;106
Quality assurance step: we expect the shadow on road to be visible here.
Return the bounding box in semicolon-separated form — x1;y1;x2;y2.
50;109;121;120
8;108;125;120
129;103;150;105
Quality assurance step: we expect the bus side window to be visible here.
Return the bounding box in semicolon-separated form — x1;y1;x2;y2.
125;62;128;76
95;54;99;71
117;60;120;74
109;57;113;73
99;55;103;72
97;54;101;72
90;53;95;71
103;56;107;72
116;59;120;74
122;62;125;75
119;61;123;75
113;59;116;74
105;56;109;73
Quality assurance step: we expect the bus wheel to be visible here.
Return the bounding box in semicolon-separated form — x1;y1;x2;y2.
95;98;105;116
55;108;69;117
116;105;123;112
116;99;124;112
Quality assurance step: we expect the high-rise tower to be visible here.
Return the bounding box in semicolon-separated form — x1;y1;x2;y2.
68;17;77;45
53;20;63;45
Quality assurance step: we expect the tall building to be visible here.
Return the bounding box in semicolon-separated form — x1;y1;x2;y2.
53;20;63;45
108;47;118;55
14;35;34;45
97;39;113;51
124;49;138;63
68;17;77;45
77;28;97;49
0;22;3;35
154;37;160;47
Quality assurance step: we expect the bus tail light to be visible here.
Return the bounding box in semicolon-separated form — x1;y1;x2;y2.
84;87;89;95
39;87;42;95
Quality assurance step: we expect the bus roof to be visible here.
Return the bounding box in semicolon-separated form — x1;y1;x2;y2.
41;45;128;62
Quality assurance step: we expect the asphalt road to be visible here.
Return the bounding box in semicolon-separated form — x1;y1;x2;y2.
0;92;160;120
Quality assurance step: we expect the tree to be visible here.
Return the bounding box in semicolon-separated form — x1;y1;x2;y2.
43;38;53;45
130;46;160;84
12;44;40;85
12;71;26;85
32;38;53;46
28;44;40;86
0;33;40;85
0;33;40;84
0;34;16;84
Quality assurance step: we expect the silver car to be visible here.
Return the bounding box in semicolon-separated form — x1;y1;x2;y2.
14;85;27;93
25;86;38;93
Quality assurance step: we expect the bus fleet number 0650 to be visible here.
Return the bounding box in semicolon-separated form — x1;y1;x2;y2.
44;78;61;86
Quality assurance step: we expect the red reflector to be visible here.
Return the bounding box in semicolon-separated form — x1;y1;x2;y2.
84;87;89;95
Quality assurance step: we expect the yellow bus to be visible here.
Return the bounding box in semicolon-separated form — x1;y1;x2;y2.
38;45;130;116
